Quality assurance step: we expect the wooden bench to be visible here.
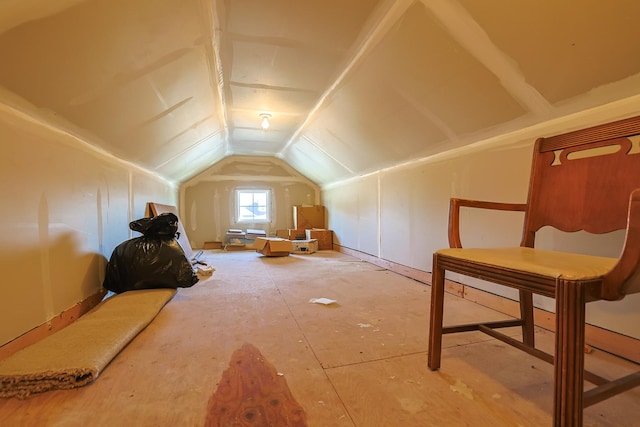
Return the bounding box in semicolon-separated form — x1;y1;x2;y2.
428;115;640;426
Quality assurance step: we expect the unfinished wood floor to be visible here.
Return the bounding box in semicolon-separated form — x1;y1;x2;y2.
1;250;639;426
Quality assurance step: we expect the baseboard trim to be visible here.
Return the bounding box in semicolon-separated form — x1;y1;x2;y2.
335;244;432;284
0;289;107;361
334;244;640;364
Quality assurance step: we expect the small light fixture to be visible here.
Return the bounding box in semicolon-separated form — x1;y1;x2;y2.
259;113;271;130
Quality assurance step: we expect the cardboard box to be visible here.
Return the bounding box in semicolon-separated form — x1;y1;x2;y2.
305;229;333;250
288;228;307;240
275;229;289;239
203;241;222;249
293;205;325;229
291;239;318;254
254;237;292;257
224;243;247;251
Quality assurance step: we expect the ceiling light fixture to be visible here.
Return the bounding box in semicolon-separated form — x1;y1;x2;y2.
259;113;271;130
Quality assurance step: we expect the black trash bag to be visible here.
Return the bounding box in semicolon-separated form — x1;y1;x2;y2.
129;212;179;238
103;237;198;293
102;214;198;294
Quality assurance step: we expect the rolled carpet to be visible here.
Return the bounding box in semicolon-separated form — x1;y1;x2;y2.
0;288;176;399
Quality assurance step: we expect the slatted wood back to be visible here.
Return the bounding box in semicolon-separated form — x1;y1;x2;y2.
522;116;640;247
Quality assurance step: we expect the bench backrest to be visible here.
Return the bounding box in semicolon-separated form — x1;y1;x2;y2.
521;115;640;247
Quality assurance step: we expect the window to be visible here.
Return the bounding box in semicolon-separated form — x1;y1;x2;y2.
236;189;270;223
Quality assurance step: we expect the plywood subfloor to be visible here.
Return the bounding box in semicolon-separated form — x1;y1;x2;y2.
1;250;639;426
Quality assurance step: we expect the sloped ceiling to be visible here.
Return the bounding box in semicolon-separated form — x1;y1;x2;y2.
1;0;640;185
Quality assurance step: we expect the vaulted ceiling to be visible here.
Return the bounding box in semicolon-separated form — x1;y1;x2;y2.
1;0;640;186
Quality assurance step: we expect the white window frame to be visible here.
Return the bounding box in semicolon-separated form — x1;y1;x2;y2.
236;189;271;223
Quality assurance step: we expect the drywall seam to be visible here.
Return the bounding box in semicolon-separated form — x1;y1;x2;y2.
38;193;54;320
300;135;355;175
190;175;313;184
421;0;553;117
377;174;382;258
213;189;221;241
0;99;177;189
277;0;414;156
128;171;134;239
152;129;222;169
201;0;231;155
321;93;640;191
395;85;459;144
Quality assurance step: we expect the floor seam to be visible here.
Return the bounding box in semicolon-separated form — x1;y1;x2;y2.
262;260;358;426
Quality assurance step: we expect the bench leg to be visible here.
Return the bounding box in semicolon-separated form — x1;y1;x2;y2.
428;253;445;370
554;279;586;427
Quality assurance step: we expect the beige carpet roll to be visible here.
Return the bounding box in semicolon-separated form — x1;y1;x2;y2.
0;288;176;399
